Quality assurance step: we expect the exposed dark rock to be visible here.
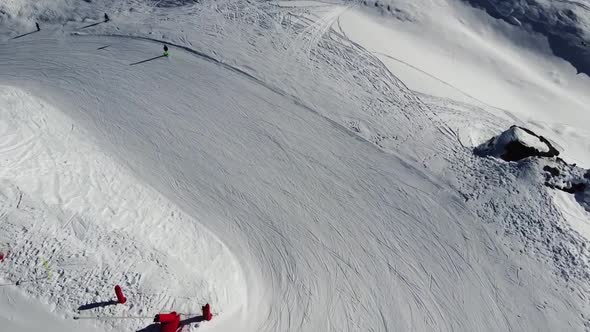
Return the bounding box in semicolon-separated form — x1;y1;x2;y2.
555;183;581;194
543;165;560;177
475;125;559;162
572;182;587;192
478;126;589;212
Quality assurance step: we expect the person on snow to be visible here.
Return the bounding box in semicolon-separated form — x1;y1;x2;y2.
104;13;110;22
163;45;169;57
36;22;40;31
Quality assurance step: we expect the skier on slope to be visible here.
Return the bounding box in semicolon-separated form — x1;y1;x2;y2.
104;13;110;22
36;22;40;31
163;45;169;57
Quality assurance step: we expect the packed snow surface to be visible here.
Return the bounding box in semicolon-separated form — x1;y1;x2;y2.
0;0;589;331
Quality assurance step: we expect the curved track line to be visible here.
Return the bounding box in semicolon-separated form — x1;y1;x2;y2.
71;32;385;153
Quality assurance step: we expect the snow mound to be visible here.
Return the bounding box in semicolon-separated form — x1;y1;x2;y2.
0;86;246;331
475;125;559;161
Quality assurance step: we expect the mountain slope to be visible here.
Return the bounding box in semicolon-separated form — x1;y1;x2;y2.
0;0;589;331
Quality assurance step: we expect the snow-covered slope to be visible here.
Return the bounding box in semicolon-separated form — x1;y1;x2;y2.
338;0;590;167
461;0;590;76
0;85;245;331
0;0;589;331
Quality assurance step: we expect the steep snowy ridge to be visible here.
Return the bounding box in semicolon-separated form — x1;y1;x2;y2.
343;0;590;76
0;0;589;331
461;0;590;76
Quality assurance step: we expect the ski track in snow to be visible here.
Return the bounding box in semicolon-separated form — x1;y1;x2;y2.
0;1;589;331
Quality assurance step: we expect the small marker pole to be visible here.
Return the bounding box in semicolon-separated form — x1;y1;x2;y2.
114;285;127;304
202;303;212;321
42;258;51;280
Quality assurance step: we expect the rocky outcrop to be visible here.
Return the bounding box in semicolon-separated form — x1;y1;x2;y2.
477;126;589;212
475;125;559;162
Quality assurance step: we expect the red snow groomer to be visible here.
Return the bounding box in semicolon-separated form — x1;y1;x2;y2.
154;312;181;332
154;304;212;331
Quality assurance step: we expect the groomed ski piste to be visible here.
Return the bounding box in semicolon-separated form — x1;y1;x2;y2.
1;0;590;331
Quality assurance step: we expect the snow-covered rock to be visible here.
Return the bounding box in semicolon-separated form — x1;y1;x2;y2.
475;125;560;161
478;126;588;212
543;161;590;213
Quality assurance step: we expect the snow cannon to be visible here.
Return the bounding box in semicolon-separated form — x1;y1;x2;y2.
114;285;126;304
202;303;212;321
155;312;180;332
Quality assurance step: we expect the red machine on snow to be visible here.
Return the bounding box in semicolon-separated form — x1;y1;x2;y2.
155;312;181;332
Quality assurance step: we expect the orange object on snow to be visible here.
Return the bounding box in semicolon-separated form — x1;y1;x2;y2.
155;312;180;332
202;303;212;321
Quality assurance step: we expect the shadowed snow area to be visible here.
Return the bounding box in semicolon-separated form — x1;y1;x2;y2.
337;0;590;167
461;0;590;77
0;0;589;331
